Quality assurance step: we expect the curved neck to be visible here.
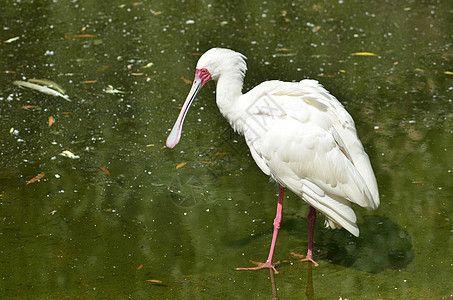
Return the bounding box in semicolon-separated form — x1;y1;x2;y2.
215;72;245;131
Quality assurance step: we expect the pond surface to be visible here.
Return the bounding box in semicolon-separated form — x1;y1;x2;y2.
1;0;452;299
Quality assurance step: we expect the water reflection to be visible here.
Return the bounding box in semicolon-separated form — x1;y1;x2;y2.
321;215;414;273
266;262;314;300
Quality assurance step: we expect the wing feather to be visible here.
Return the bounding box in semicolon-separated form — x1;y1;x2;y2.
241;80;379;235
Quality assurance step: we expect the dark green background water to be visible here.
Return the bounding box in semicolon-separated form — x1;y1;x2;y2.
1;0;451;299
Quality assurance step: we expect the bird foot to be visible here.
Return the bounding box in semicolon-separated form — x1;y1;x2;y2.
290;252;319;267
236;260;279;274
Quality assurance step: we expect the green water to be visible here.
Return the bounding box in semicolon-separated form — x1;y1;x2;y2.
1;0;452;299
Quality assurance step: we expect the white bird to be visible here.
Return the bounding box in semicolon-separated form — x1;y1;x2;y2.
166;48;379;273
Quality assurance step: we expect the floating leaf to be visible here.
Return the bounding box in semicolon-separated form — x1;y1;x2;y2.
99;167;111;176
59;150;79;159
26;172;45;185
96;65;111;72
4;36;20;43
176;162;187;169
28;79;66;94
142;62;154;68
351;52;378;56
82;80;97;84
14;80;70;101
21;105;40;109
104;85;126;94
181;77;192;84
49;116;55;126
444;71;453;75
146;279;163;284
75;34;96;38
137;264;143;270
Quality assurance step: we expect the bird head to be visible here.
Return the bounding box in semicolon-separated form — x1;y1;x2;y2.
166;48;246;148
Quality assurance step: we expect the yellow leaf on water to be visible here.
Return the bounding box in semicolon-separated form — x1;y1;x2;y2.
444;71;453;75
352;52;378;56
48;116;55;126
176;162;187;169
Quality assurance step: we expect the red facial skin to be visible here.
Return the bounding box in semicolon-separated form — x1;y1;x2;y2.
196;68;212;86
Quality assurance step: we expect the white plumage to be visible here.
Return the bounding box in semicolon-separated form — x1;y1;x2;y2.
166;48;379;271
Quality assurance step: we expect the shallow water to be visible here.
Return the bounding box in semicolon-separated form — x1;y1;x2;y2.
0;0;452;299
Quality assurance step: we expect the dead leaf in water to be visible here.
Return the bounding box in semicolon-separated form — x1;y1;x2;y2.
99;167;111;176
146;279;163;284
104;85;126;94
14;80;70;101
181;77;192;84
48;116;55;126
351;52;378;56
75;34;96;38
28;79;66;94
137;264;143;270
176;162;187;169
26;172;45;185
59;150;79;159
142;62;154;68
96;65;111;72
4;36;20;43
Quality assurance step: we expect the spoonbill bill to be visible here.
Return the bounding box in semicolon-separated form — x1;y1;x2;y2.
166;48;379;273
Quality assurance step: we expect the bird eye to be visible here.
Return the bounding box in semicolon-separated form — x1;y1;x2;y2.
202;68;207;74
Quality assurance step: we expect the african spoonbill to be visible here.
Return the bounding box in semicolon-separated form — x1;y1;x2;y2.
166;48;379;273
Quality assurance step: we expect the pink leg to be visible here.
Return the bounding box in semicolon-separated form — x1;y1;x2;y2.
236;185;285;273
292;206;319;266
